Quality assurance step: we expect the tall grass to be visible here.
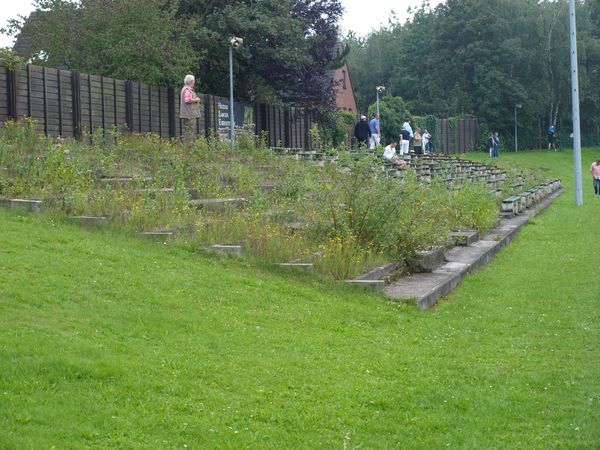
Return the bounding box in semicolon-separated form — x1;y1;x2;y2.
0;120;531;278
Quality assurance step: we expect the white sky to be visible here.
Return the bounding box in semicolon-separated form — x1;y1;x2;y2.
339;0;444;36
0;0;444;48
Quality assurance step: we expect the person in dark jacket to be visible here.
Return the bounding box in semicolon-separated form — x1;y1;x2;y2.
353;115;371;148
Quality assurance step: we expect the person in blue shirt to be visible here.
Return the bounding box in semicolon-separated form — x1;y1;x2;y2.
548;125;556;151
369;113;381;150
492;132;500;158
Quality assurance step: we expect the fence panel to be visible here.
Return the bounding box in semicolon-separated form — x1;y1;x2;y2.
1;63;318;149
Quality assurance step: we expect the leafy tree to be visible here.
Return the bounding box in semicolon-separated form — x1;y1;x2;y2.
177;0;344;107
345;0;600;149
7;0;195;86
0;47;25;70
7;0;344;110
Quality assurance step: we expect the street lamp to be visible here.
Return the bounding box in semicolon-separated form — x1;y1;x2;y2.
229;37;243;151
514;103;522;152
376;86;385;117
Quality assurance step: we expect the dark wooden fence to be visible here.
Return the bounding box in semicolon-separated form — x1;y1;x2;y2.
436;118;479;153
0;63;316;148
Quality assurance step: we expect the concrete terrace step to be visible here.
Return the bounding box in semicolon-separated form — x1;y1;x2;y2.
278;262;314;271
67;215;109;226
449;230;479;246
188;198;248;209
100;176;153;185
0;198;44;211
138;231;175;243
201;244;243;257
384;187;563;310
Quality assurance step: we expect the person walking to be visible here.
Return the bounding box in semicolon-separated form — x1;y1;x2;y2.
548;125;556;151
492;132;500;158
353;115;371;148
180;74;202;148
591;158;600;197
369;113;381;150
487;132;495;157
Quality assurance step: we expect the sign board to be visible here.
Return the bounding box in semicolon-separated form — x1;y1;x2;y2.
217;99;254;136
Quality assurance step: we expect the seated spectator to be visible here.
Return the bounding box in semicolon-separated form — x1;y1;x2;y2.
383;142;406;168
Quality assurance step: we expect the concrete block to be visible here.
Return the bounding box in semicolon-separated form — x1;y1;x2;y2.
449;230;479;246
345;279;386;291
356;261;403;281
138;231;174;243
188;198;248;209
408;247;445;272
204;244;243;257
259;183;277;193
100;176;152;185
67;215;108;226
278;263;314;271
0;198;44;212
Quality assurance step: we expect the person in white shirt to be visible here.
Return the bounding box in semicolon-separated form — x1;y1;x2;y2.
383;142;406;168
402;117;414;136
399;117;413;155
422;129;431;154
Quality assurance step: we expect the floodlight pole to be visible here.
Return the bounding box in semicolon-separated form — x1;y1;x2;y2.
514;104;521;152
569;0;583;206
376;85;385;117
229;43;235;152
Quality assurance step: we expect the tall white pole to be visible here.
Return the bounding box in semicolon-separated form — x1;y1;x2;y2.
229;44;235;152
569;0;583;206
376;90;380;116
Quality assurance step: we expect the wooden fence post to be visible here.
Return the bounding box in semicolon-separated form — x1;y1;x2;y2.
6;67;17;120
87;74;93;140
204;94;211;139
71;71;82;140
167;86;176;138
260;103;268;146
284;107;290;148
304;109;310;150
125;80;134;133
57;69;63;136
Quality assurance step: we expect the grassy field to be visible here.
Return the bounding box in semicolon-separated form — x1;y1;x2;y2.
1;147;599;448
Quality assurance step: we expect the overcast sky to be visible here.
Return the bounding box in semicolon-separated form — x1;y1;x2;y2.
0;0;444;48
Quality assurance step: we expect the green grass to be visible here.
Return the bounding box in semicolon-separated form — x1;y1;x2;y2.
1;148;599;448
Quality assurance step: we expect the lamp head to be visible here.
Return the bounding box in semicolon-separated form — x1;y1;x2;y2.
230;37;244;48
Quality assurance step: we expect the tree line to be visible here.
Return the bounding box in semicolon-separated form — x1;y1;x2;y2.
3;0;344;110
345;0;600;150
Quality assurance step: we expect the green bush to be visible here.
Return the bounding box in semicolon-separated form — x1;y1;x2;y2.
367;96;410;144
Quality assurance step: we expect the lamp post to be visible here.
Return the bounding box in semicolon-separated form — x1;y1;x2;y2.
514;104;522;152
376;86;385;116
568;0;583;206
229;37;243;151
